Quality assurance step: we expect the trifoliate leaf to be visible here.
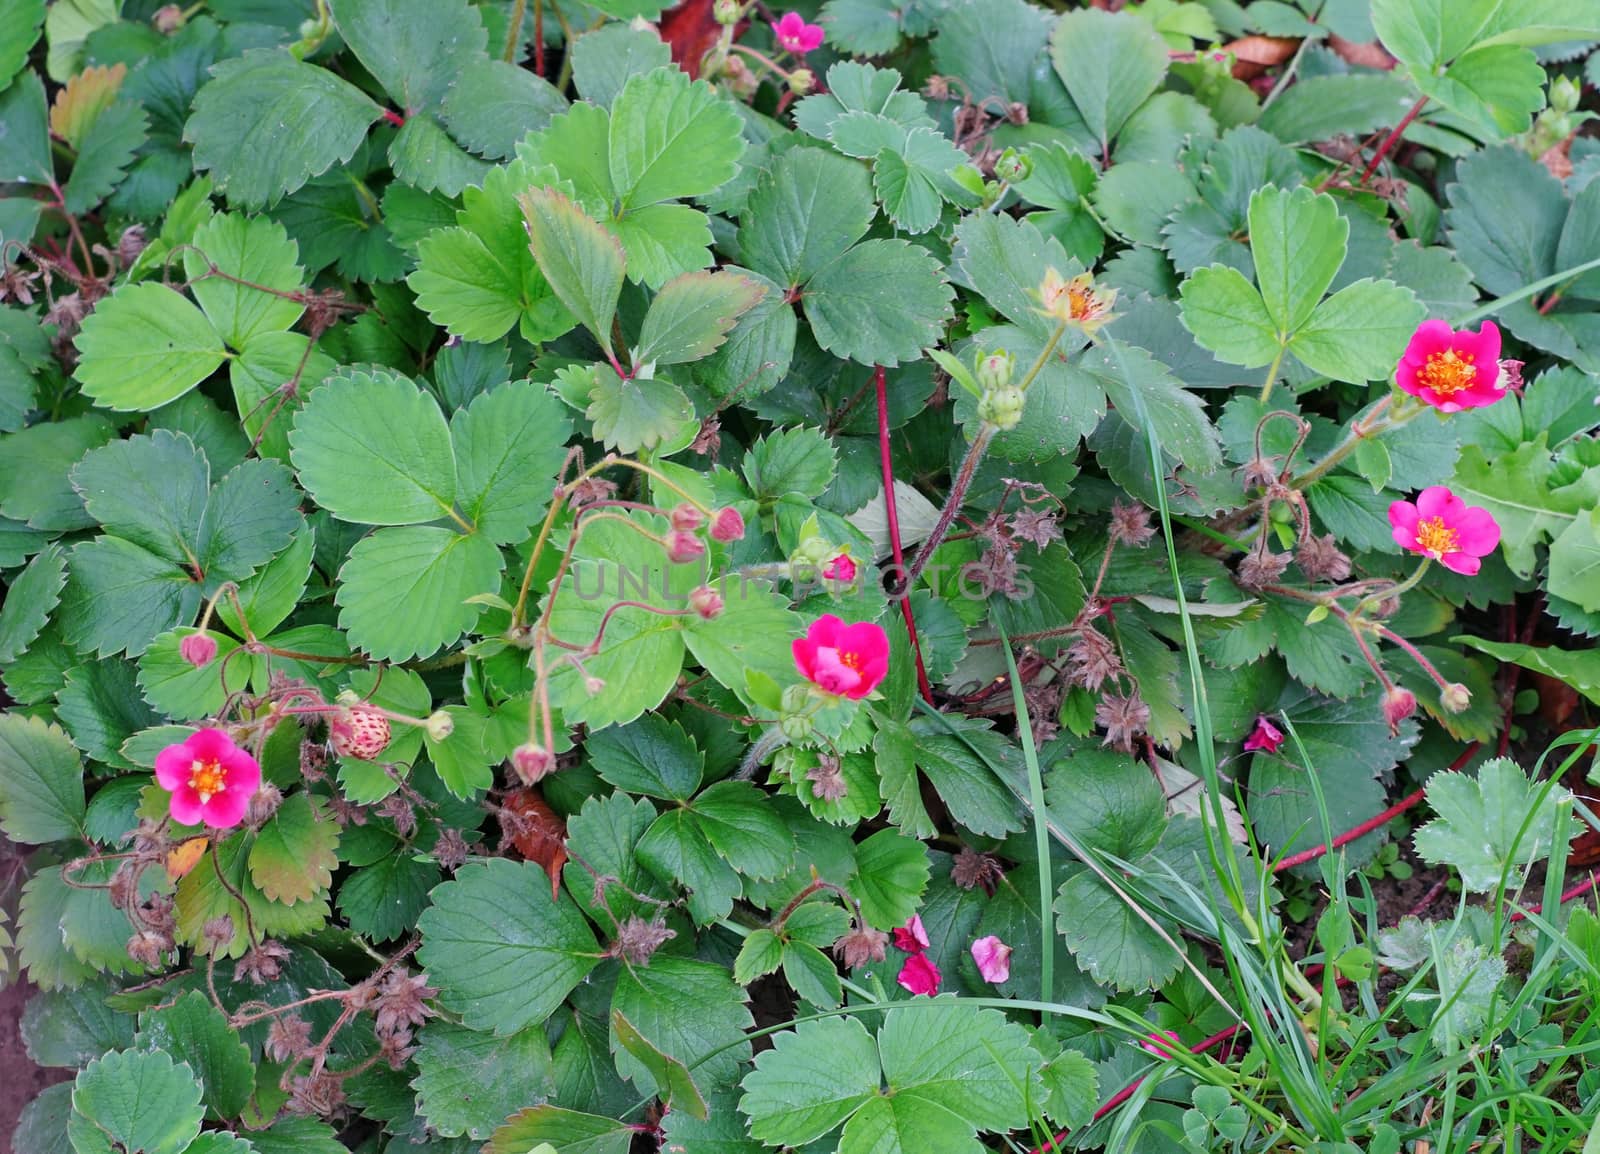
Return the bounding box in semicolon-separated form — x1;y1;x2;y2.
290;368;457;526
1414;757;1568;892
387;113;490;196
690;781;796;881
133;991;254;1120
610;956;753;1092
58;536;200;658
738;1018;880;1146
739;147;876;290
607;66;744;209
62;99;147;214
183;212;306;349
804;238;953;367
584;366;695;455
637;806;743;924
417;858;603;1035
1049;8;1169;152
0;543;66;664
73;283;227;411
67;1049;203;1154
0;69;52;185
335;526;503;662
849;827;930;930
327;0;487;113
184;51;381;209
569;23;670;109
633;271;765;367
744;426;837;501
450;380;573;545
413;1021;556;1140
1290;277;1426;383
586;715;704;801
1249;184;1347;337
444;58;568;158
522;186;626;353
247;793;339;905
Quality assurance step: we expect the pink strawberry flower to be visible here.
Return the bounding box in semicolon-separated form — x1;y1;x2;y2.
792;614;890;700
154;728;261;829
772;11;824;53
821;553;857;584
970;935;1012;983
893;914;929;953
897;952;941;996
1395;320;1508;412
1388;486;1501;576
1242;715;1284;754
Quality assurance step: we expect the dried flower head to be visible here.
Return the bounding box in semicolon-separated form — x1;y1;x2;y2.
805;755;849;802
433;827;469;872
1297;532;1352;584
1009;507;1061;547
1236;547;1291;590
234;939;290;984
265;1015;314;1063
950;847;1004;895
1095;692;1151;753
832;926;889;969
611;915;678;966
287;1072;347;1119
1065;626;1123;691
373;970;438;1040
1109;500;1155;548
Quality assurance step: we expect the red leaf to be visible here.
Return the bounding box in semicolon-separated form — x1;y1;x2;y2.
659;0;731;79
503;787;568;901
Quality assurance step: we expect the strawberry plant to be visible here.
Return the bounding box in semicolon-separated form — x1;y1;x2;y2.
2;0;1600;1152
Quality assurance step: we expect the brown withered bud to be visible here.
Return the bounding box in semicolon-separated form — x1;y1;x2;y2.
265;1015;315;1063
832;926;889;969
234;940;291;985
611;915;677;966
299;740;329;782
972;544;1021;597
287;1072;347;1118
373;970;438;1040
202;916;236;952
141;891;176;935
245;782;283;827
951;847;1005;896
131;818;172;859
1095;693;1151;753
689;415;722;457
1065;626;1123;691
1297;533;1352;584
1109;500;1156;547
432;827;469;873
1005;101;1029;125
1240;458;1279;491
923;74;952;101
564;476;618;510
325;793;368;827
126;929;172;969
0;262;40;306
1009;508;1062;547
1236;547;1291;590
378;1032;417;1070
374;794;418;839
805;756;849;803
116;224;148;266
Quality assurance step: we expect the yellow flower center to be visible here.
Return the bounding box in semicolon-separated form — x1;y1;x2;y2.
189;759;227;803
1068;283;1097;320
1418;349;1477;397
1414;516;1460;557
839;649;862;672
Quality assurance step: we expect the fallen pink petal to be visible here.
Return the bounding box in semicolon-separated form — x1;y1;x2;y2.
970;935;1012;983
893;913;930;953
1243;715;1285;754
896;952;941;996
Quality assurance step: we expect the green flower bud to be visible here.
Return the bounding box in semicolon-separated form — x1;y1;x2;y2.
788;68;815;95
994;148;1031;184
977;386;1026;431
713;0;741;24
975;348;1015;392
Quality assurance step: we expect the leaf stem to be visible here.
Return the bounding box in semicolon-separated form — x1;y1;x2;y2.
1360;95;1429;184
874;365;933;704
503;0;526;61
1258;344;1287;403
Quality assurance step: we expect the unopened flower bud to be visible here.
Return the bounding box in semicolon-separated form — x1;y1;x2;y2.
180;631;218;668
788;67;814;95
709;506;745;542
202;915;235;951
666;530;706;564
994;148;1031;183
689;585;724;620
713;0;740;23
1440;682;1472;714
977;386;1026;431
780;710;815;742
669;503;704;533
245;783;283;826
582;674;607;696
1382;685;1417;736
425;710;454;742
975;348;1015;392
511;743;555;784
821;553;858;585
153;3;185;32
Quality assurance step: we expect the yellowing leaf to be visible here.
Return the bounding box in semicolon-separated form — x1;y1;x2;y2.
165;837;209;882
49;61;124;148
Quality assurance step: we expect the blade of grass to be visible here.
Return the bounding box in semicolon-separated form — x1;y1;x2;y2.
996;620;1054;1004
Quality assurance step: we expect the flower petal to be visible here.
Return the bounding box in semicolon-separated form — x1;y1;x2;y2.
155;743;193;790
1451;505;1501;555
201;789;250;830
1440;552;1481;576
1413;486;1456;520
168;787;205;827
188;727;233;761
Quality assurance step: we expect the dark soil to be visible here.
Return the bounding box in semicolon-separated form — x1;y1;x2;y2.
0;974;69;1154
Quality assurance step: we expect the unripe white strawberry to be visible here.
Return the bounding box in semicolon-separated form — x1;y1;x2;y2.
330;704;391;760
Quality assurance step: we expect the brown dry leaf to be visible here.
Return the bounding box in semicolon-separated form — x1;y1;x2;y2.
166;836;209;881
1328;34;1396;71
503;787;568;900
1226;35;1299;79
659;0;726;80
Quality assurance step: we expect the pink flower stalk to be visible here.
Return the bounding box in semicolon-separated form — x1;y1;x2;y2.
1388;486;1501;576
772;11;824;53
897;952;941;996
792;615;890;700
1395;320;1507;412
821;553;858;584
709;507;745;542
970;935;1012;983
180;631;218;668
893;914;929;953
154;728;261;829
1242;715;1285;754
